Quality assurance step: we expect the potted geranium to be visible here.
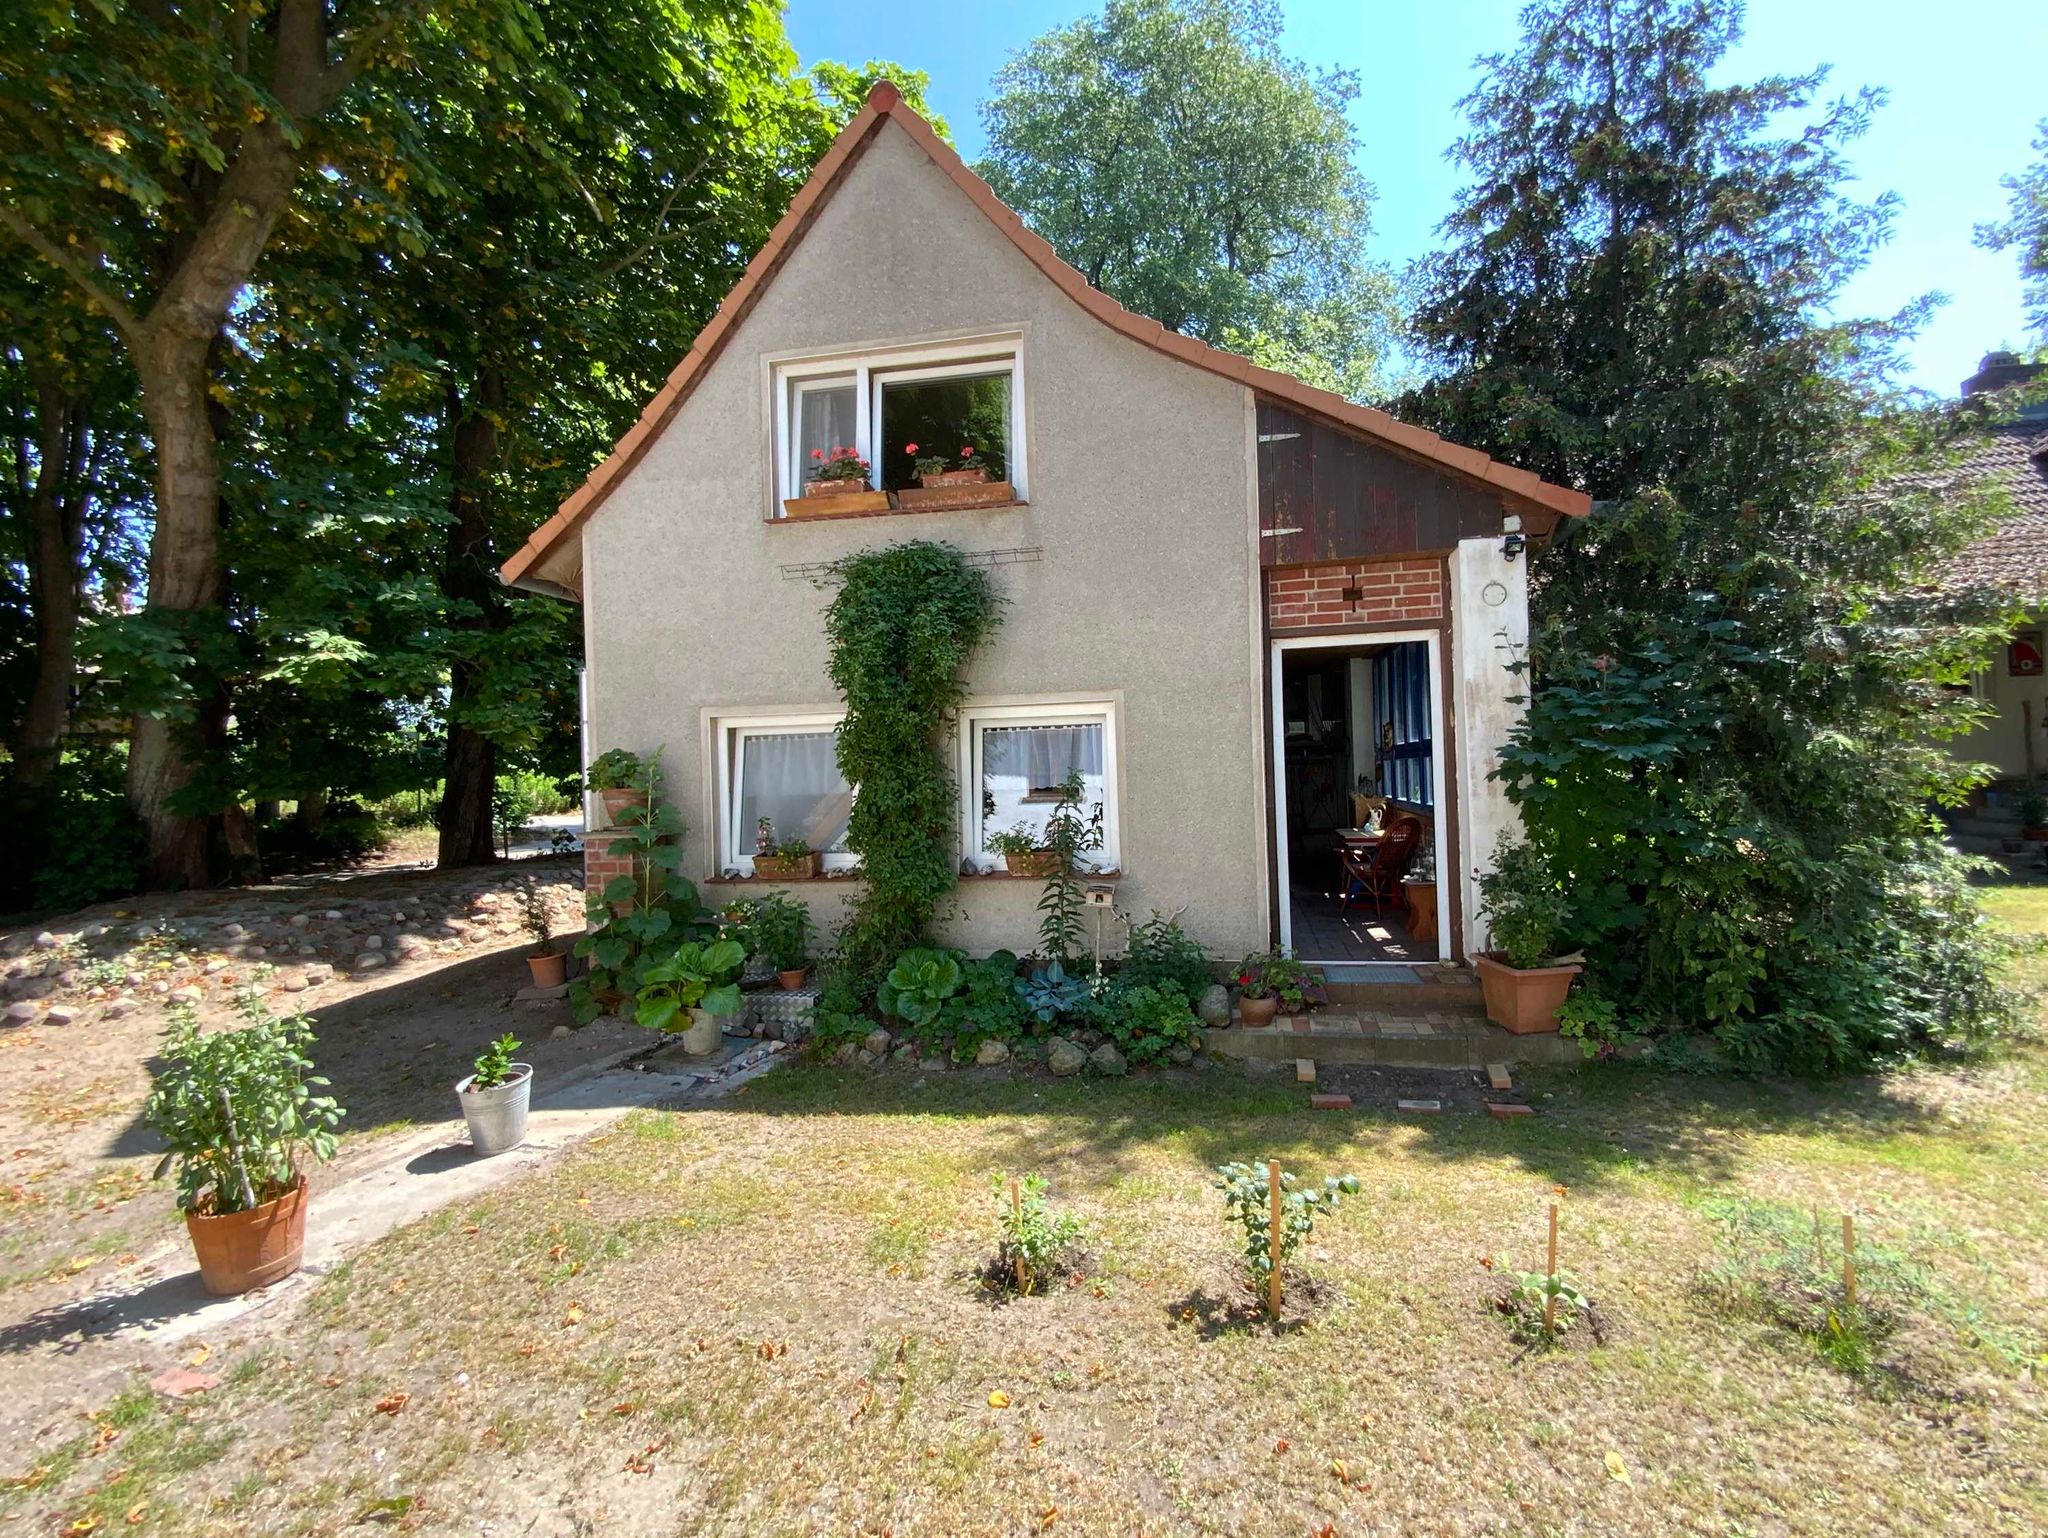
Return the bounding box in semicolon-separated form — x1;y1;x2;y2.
898;442;1016;511
754;891;815;989
1472;835;1580;1034
586;747;646;822
1233;951;1312;1026
143;1002;344;1296
456;1033;532;1156
985;825;1059;878
906;442;990;489
517;878;567;988
634;935;747;1055
806;444;873;494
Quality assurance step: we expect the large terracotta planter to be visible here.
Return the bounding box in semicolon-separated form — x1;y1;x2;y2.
1237;994;1281;1028
185;1176;309;1296
1472;952;1582;1034
598;786;646;822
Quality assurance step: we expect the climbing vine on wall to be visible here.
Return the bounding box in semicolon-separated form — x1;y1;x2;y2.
824;541;1003;978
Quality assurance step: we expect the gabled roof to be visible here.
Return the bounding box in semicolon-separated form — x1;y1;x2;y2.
500;81;1591;595
1944;412;2048;594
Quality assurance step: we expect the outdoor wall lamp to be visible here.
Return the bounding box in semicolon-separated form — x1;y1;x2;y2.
1502;531;1526;562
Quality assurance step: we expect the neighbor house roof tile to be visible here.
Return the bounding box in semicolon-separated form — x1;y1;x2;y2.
1943;417;2048;595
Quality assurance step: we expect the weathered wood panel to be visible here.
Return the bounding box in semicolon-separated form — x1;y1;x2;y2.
1256;400;1507;566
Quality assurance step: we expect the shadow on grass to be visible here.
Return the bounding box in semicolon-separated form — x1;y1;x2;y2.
0;1268;223;1358
710;1051;1988;1194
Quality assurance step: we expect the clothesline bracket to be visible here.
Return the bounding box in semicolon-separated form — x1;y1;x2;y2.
781;546;1045;583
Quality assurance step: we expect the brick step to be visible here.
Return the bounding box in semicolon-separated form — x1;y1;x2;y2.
1321;979;1486;1015
1209;1016;1582;1070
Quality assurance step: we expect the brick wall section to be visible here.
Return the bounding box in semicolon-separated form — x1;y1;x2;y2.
585;832;636;897
1267;557;1444;631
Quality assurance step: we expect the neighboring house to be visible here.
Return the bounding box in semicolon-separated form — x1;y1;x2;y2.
500;83;1588;969
1942;352;2048;784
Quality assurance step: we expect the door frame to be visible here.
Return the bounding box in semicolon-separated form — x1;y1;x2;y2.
1270;629;1450;962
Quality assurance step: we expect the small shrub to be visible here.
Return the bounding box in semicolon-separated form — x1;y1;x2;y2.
939;951;1031;1053
1105;982;1200;1064
752;892;814;971
1118;908;1211;997
1233;950;1314;1008
1477;834;1565;968
991;1172;1088;1295
515;878;556;956
1215;1162;1359;1301
1555;988;1632;1059
469;1033;523;1090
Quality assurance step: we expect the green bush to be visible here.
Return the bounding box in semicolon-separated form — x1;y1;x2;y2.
1118;909;1212;996
877;946;966;1026
1104;983;1200;1064
33;752;143;912
1476;835;1564;969
939;952;1032;1052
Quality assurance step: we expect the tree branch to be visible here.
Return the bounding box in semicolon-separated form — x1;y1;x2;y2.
0;209;142;342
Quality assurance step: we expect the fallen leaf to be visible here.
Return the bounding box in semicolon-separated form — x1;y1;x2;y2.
5;1467;51;1492
610;1402;636;1416
1027;1430;1044;1448
356;1495;413;1522
1038;1506;1059;1529
462;1223;481;1235
66;1518;100;1535
123;1502;147;1525
185;1343;211;1368
987;1390;1012;1409
1272;1438;1290;1455
517;1342;538;1357
1604;1450;1632;1487
561;1304;583;1327
374;1392;410;1416
548;1244;568;1262
321;1374;343;1388
1329;1459;1348;1482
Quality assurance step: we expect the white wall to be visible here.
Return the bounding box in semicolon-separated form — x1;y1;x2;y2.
1447;535;1529;954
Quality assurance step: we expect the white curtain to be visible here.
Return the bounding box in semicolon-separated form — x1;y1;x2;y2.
797;383;857;478
739;731;851;853
981;722;1104;845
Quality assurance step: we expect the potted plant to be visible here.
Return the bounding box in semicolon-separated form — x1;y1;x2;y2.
754;837;822;881
754;892;815;989
906;442;990;488
516;878;566;988
586;747;647;822
1472;836;1580;1034
783;446;893;520
1232;951;1312;1027
2020;785;2048;841
634;935;747;1055
897;442;1017;511
142;1001;344;1296
456;1033;532;1157
985;825;1058;878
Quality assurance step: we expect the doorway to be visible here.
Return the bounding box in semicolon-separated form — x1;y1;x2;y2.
1270;631;1449;964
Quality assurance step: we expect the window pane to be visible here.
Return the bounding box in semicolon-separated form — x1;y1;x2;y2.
738;731;851;855
796;383;857;487
980;721;1103;850
877;369;1011;491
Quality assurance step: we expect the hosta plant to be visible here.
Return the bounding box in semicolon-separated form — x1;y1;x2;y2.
1014;958;1090;1025
877;946;966;1026
143;1000;345;1215
634;937;746;1032
1215;1162;1360;1287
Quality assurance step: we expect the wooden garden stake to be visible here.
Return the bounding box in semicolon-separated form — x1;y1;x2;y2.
1841;1212;1858;1311
1543;1202;1560;1335
1267;1160;1284;1317
1010;1175;1027;1294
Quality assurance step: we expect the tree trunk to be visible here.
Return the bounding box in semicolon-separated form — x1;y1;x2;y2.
9;375;88;798
436;367;507;868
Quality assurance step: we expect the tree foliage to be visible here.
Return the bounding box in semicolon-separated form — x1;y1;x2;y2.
1414;0;2024;1071
978;0;1395;402
1979;115;2048;345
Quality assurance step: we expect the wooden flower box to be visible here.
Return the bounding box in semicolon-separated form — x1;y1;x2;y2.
782;486;893;520
753;851;823;881
896;479;1017;512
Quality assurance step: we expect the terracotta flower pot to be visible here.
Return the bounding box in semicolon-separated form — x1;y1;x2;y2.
598;786;646;822
754;851;822;881
1003;849;1061;879
917;467;991;487
527;950;567;988
185;1175;309;1296
777;966;810;991
1237;994;1280;1028
805;476;870;496
1473;952;1582;1034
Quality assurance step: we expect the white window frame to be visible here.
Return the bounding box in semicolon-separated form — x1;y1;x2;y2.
957;699;1120;874
771;333;1027;508
713;711;858;876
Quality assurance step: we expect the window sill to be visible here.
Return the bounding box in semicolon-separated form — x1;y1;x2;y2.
705;871;863;885
959;868;1124;881
775;485;1025;523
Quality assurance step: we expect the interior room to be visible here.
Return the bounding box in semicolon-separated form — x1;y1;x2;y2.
1277;639;1441;964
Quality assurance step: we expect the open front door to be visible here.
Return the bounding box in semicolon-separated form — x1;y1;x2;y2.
1270;631;1450;965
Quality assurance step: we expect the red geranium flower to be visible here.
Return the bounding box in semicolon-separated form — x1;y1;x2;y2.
961;445;976;458
905;442;919;454
811;448;824;460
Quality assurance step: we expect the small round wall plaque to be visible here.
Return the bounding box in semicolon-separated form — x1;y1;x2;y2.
1481;579;1510;607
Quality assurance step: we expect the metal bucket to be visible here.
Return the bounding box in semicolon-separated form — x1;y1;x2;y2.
456;1065;532;1156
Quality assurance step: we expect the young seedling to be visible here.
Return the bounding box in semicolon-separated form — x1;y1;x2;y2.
992;1172;1086;1295
1503;1200;1588;1342
1216;1161;1359;1317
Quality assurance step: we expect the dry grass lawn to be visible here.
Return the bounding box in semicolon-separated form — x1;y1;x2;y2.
5;893;2048;1535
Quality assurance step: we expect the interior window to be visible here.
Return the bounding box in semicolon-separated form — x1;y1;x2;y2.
978;720;1105;853
877;369;1012;491
735;729;853;861
1371;643;1433;810
794;380;858;489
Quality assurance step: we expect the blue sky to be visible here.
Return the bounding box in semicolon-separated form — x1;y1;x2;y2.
784;0;2046;397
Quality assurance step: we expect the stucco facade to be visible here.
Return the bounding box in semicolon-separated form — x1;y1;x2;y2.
579;122;1271;958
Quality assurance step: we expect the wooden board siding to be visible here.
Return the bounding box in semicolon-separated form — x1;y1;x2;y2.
1257;400;1510;566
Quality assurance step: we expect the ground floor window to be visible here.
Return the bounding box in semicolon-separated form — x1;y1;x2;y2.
960;701;1118;871
716;713;856;874
1372;642;1433;810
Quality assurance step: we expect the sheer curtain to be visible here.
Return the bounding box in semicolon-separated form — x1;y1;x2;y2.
981;722;1104;845
738;731;852;854
796;383;857;480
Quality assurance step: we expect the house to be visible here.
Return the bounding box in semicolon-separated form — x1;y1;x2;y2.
1942;352;2048;791
499;82;1589;970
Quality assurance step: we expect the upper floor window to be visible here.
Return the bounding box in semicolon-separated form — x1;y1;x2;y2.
773;335;1025;506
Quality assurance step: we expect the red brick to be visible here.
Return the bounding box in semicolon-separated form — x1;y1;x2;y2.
1485;1102;1536;1119
1310;1093;1353;1110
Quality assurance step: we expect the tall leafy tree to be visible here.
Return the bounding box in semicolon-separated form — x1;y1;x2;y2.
977;0;1395;401
1979;116;2048;345
1410;0;2021;1070
0;0;483;886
